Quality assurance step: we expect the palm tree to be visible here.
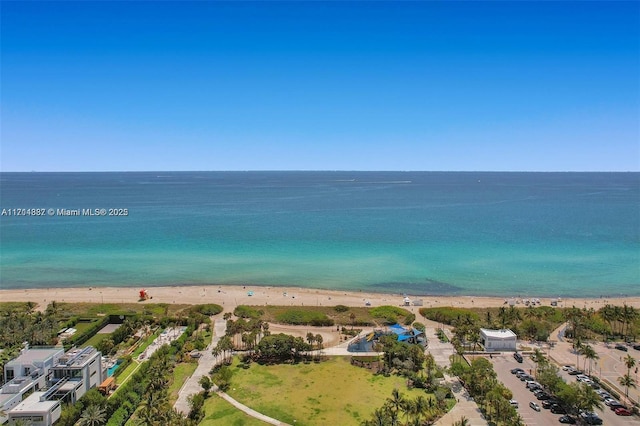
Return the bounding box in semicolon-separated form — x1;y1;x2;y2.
579;344;599;376
412;395;429;424
453;416;470;426
623;354;636;376
618;374;637;400
386;388;405;425
79;404;106;426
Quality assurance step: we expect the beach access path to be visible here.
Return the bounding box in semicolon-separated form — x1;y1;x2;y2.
174;318;289;425
421;319;489;426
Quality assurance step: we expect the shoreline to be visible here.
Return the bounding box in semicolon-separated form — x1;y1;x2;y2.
2;284;639;311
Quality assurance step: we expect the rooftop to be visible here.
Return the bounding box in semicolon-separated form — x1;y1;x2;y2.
9;392;59;413
480;328;517;339
54;347;98;369
5;348;64;368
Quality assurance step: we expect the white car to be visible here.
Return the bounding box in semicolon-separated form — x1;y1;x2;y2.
562;365;573;371
509;399;519;407
530;401;541;411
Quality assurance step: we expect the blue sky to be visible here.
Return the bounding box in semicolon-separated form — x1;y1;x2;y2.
1;1;638;171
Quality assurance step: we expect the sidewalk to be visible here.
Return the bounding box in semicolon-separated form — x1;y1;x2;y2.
421;319;488;426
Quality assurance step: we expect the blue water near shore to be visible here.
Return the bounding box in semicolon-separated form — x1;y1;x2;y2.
1;171;638;297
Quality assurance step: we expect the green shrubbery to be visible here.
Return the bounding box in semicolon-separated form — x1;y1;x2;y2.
370;306;413;325
276;310;334;326
234;305;264;319
419;307;480;325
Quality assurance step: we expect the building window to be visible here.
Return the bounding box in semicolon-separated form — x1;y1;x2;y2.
6;368;14;380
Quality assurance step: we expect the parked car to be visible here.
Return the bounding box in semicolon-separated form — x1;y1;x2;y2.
580;412;603;425
529;401;541;411
615;343;628;351
542;399;555;409
614;407;632;416
604;397;619;406
562;365;573;371
509;399;519;407
633;343;640;350
609;401;626;410
536;392;551;401
559;415;576;424
551;404;567;414
511;367;524;374
567;369;583;375
514;352;524;362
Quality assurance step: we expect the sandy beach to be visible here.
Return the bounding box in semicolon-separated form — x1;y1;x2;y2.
2;285;639;312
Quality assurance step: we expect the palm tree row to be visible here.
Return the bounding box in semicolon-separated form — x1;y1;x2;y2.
360;388;446;426
599;304;639;340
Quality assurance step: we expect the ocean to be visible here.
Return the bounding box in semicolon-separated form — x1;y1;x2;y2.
0;171;638;297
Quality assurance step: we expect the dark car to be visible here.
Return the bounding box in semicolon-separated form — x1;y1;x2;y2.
542;400;555;409
615;343;628;351
633;343;640;351
536;393;551;400
568;369;583;375
551;404;567;414
514;352;523;362
511;367;524;374
559;415;576;424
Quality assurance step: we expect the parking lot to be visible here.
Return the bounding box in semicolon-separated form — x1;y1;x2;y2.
488;353;639;426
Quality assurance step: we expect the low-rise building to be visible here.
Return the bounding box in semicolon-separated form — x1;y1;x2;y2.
1;347;64;423
2;346;103;425
480;328;517;351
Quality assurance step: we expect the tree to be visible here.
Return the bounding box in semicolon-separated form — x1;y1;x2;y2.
187;392;205;422
579;344;599;376
617;374;637;400
79;404;106;426
623;354;636;376
199;375;212;396
453;416;470;426
211;365;233;391
386;388;406;424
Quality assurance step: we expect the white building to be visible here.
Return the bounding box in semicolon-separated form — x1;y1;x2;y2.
1;348;64;423
480;328;517;352
3;346;103;426
50;347;103;403
7;391;62;426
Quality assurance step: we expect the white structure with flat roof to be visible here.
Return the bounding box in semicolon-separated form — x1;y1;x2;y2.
7;391;62;426
2;346;103;426
1;347;64;424
480;328;517;351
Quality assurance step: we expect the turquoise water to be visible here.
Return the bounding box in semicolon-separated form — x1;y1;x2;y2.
107;361;121;377
1;172;638;297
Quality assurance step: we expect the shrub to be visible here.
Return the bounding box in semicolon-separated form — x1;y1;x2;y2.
276;310;334;326
419;307;480;325
334;305;350;313
233;305;264;319
191;304;224;316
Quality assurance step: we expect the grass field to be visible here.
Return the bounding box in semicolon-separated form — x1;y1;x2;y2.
81;332;111;348
131;329;162;358
225;357;433;426
201;394;267;426
168;362;198;404
114;360;139;389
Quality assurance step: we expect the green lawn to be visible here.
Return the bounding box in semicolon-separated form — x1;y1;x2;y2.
168;362;198;404
201;394;267;426
81;332;111;348
113;360;139;391
224;357;434;426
